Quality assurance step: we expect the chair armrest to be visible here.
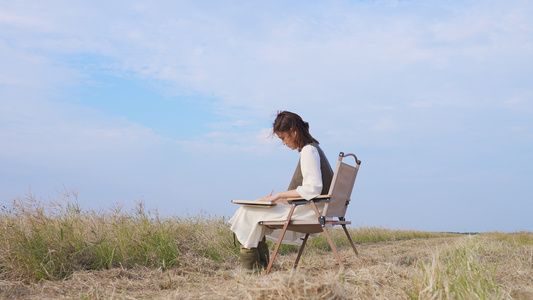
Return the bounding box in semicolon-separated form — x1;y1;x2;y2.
288;199;309;206
287;195;331;205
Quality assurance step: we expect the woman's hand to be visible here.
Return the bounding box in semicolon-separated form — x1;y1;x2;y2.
255;194;289;204
273;198;289;205
254;189;300;204
254;193;278;202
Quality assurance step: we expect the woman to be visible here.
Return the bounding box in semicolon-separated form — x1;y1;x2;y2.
229;111;334;274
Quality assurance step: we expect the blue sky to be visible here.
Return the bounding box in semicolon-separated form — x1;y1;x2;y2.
1;0;532;232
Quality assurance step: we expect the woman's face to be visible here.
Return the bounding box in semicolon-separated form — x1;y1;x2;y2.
276;131;298;150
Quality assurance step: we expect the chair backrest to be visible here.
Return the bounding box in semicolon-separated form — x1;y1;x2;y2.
322;152;361;218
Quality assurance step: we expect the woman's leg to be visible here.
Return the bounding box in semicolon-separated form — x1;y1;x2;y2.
257;236;270;270
237;236;269;273
239;239;269;272
239;245;260;273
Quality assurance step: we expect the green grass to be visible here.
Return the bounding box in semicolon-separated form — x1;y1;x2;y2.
0;191;237;281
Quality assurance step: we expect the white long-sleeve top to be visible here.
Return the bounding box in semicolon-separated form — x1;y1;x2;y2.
296;144;323;200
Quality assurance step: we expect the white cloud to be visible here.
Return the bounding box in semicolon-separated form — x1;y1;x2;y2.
371;118;396;132
504;92;533;109
0;98;164;161
0;9;48;28
4;1;532;116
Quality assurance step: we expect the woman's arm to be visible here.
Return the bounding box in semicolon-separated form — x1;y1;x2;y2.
296;145;322;199
255;189;300;204
255;145;323;204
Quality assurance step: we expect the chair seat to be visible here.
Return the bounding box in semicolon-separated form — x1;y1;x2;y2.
259;220;352;234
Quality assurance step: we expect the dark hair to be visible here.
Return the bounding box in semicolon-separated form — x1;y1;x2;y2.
272;111;319;151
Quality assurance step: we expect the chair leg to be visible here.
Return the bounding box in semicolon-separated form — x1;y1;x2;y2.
322;227;343;267
342;225;359;256
308;201;343;267
265;204;296;275
294;233;309;269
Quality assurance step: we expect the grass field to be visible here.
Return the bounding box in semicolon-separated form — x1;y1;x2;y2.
1;192;532;299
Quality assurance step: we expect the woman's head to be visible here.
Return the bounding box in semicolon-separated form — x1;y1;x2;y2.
272;111;319;151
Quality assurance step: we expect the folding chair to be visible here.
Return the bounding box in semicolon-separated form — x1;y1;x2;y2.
260;152;361;274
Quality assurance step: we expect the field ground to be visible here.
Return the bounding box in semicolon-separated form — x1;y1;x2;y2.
1;234;532;299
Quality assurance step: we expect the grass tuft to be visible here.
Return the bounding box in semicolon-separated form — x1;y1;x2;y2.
406;235;513;299
486;231;533;245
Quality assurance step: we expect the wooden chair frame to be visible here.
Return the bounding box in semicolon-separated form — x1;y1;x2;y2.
259;152;361;274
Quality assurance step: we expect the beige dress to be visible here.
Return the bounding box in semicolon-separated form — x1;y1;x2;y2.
229;143;333;249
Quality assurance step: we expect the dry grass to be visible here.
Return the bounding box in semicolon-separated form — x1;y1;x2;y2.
1;191;532;299
2;235;532;299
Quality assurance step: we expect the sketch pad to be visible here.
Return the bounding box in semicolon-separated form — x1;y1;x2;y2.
231;200;277;206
